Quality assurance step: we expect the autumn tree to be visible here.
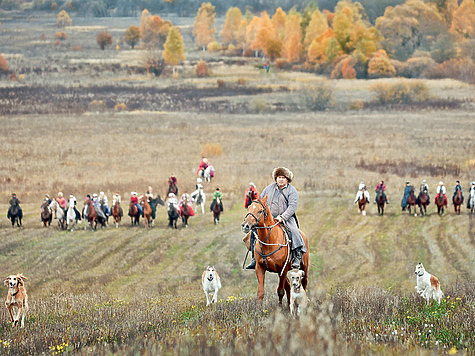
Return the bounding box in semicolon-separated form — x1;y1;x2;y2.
303;8;328;51
193;2;216;51
140;11;172;48
125;25;140;49
221;7;242;46
57;10;72;28
163;26;185;75
282;12;302;63
376;0;446;60
0;54;9;74
308;28;340;64
367;49;396;78
254;12;281;59
97;31;112;50
271;7;287;41
451;0;475;39
245;16;260;56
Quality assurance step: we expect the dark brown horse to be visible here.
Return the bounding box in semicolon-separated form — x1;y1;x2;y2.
377;192;386;216
41;202;52;227
213;197;222;224
180;195;193;227
453;189;462;215
112;201;121;228
407;188;417;216
86;199;97;231
141;197;152;228
417;191;429;216
241;196;309;306
436;193;446;216
129;201;140;226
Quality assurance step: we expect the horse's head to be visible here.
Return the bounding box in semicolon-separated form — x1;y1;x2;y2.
241;196;268;233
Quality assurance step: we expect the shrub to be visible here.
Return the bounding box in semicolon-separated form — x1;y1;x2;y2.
55;32;68;40
201;143;223;157
331;56;357;79
350;100;365;110
88;100;107;113
207;41;222;52
275;58;291;69
0;54;9;74
54;39;61;46
40;33;46;41
57;10;72;28
249;97;269;113
97;31;113;50
217;79;225;88
237;78;246;85
195;59;210;77
114;103;128;112
425;58;475;84
400;57;436;78
370;80;431;105
302;81;335;111
368;50;396;78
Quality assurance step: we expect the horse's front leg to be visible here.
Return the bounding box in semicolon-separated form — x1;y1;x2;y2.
255;265;266;301
277;274;287;306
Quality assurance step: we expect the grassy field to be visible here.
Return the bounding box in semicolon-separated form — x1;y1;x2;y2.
0;13;474;356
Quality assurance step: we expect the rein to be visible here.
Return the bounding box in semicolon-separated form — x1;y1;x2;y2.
247;200;290;275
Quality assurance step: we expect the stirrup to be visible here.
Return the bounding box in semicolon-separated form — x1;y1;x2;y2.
245;258;256;270
291;258;301;270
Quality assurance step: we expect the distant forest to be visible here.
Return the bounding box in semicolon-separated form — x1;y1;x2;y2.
15;0;409;23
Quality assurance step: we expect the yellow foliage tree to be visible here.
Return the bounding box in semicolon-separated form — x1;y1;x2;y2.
451;0;475;39
163;26;185;75
303;9;328;51
125;25;141;49
254;11;281;59
56;10;72;28
367;49;396;78
193;2;216;50
245;16;260;56
282;12;302;63
271;7;287;41
221;7;242;46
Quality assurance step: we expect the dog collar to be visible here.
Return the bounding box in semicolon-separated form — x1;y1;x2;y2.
11;290;19;297
417;272;424;277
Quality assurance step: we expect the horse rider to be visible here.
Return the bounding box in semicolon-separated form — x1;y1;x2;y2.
210;188;224;212
99;191;110;216
453;180;464;205
191;178;204;205
197;157;209;178
245;182;259;208
179;193;195;216
68;194;81;220
168;176;178;196
246;167;306;271
130;192;143;216
112;191;123;217
401;182;413;211
467;182;475;209
435;181;448;207
195;177;203;190
166;192;179;213
374;180;389;204
8;193;22;219
354;181;370;204
145;186;154;200
44;193;53;217
56;192;67;214
420;179;430;203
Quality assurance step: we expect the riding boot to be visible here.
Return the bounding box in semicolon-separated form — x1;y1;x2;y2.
245;232;256;270
291;247;302;270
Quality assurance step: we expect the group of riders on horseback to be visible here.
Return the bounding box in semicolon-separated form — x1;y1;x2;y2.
354;179;474;214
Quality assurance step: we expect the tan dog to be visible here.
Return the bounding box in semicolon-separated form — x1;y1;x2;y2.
202;266;221;306
4;274;28;327
414;263;443;304
288;269;308;316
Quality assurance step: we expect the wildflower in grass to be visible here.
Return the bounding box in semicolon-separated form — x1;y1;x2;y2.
448;346;457;354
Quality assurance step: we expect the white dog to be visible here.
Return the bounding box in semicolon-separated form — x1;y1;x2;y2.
414;263;443;304
202;266;221;306
288;269;308;316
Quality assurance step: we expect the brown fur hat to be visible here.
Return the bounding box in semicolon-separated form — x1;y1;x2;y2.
272;167;293;183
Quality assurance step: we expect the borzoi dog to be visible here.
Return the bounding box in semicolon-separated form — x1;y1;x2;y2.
288;269;308;316
202;266;221;306
4;274;29;327
414;263;443;304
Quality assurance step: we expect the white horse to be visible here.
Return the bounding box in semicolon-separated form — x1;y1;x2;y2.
191;187;206;214
470;187;475;215
203;165;215;182
49;200;65;230
66;202;78;231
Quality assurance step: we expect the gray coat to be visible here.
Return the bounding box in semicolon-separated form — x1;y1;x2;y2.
260;183;306;252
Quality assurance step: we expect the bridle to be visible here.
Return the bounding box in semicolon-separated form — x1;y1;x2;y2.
244;200;290;275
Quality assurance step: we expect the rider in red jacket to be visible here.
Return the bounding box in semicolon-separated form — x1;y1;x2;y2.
244;182;259;208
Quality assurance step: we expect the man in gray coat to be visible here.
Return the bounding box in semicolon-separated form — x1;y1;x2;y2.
245;167;306;270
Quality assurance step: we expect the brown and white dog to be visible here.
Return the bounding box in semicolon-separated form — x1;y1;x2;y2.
288;269;308;316
202;266;221;306
414;263;443;304
4;274;29;327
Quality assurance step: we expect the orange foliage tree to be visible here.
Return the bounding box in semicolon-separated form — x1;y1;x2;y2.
367;49;396;78
97;31;113;50
125;25;140;49
0;54;8;74
451;0;475;39
271;7;286;41
254;11;281;60
282;12;302;63
245;16;260;56
56;9;72;28
303;8;328;51
141;12;172;48
193;2;216;51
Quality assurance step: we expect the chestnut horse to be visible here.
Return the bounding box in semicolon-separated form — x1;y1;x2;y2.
41;202;52;227
407;188;417;216
417;191;429;216
112;201;121;228
453;189;462;215
141;197;152;228
86;199;97;231
357;194;367;216
436;193;446;216
241;196;309;306
129;201;140;226
213;197;221;224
